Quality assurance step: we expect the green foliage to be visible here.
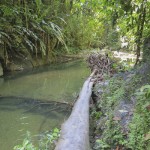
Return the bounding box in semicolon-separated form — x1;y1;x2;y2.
0;0;150;71
98;77;125;112
14;128;60;150
110;33;120;49
38;128;60;150
127;85;150;150
91;108;102;120
0;0;66;70
63;1;106;51
94;120;127;150
93;73;150;149
93;77;126;149
14;131;37;150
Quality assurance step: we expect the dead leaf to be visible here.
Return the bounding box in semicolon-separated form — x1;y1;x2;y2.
113;116;121;121
144;133;150;141
146;105;150;111
116;146;122;150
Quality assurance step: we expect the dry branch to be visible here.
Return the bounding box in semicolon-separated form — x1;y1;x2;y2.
87;53;114;81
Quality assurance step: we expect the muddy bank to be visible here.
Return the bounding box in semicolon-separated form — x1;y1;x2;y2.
0;54;83;76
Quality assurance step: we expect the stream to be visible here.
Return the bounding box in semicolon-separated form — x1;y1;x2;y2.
0;60;89;150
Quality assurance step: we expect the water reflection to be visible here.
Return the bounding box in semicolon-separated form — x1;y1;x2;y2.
0;60;89;150
0;60;89;102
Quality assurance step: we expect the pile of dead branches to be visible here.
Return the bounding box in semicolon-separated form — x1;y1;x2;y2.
87;53;114;81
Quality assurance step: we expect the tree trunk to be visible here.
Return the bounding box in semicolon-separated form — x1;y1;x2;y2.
55;70;96;150
0;56;8;74
143;36;150;62
70;0;73;11
135;1;146;65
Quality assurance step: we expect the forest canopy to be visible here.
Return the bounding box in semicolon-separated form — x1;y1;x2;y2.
0;0;150;72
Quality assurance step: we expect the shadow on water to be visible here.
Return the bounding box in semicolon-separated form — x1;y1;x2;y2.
0;96;71;114
0;96;71;150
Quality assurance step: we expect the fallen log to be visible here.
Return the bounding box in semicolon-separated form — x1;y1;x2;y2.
55;70;96;150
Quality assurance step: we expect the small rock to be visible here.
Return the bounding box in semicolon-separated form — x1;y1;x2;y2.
129;112;133;116
118;110;128;113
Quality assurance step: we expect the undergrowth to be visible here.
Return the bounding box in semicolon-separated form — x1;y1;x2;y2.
92;71;150;150
127;85;150;150
93;77;126;150
14;128;60;150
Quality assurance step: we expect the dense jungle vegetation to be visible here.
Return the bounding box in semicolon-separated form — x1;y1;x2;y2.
0;0;150;150
0;0;149;73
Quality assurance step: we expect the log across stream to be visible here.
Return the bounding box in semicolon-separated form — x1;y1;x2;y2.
55;70;96;150
55;53;114;150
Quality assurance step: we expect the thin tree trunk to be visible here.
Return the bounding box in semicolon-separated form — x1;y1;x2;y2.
0;56;6;73
55;70;96;150
70;0;73;11
135;1;146;65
